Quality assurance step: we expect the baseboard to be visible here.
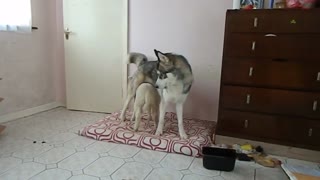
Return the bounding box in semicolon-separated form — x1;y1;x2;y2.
215;135;320;163
0;102;64;123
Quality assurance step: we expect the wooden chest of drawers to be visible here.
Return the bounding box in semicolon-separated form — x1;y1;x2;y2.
216;9;320;150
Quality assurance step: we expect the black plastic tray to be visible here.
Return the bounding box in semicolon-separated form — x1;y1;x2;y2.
202;147;236;171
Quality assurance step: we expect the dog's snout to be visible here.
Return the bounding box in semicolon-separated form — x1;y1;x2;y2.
155;85;159;89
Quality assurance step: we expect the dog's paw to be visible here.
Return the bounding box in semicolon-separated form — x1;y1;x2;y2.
155;130;163;136
119;115;126;122
180;132;188;140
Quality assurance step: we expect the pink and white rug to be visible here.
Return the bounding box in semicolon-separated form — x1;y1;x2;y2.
79;111;215;157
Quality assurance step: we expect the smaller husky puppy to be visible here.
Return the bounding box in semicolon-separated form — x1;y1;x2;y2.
131;83;160;131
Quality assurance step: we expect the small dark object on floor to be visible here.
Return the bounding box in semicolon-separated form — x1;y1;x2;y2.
237;153;252;161
33;141;37;143
256;146;263;153
202;147;236;171
42;141;46;143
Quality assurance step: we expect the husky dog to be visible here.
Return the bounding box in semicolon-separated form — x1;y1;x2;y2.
131;83;160;131
154;49;194;139
119;53;158;121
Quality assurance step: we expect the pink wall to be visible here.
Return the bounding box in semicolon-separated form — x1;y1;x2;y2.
53;0;66;104
129;0;232;121
0;0;232;121
0;0;59;116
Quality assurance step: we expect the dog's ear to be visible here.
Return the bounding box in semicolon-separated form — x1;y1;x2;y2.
154;49;169;63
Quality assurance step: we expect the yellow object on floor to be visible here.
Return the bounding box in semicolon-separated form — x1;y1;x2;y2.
241;144;253;151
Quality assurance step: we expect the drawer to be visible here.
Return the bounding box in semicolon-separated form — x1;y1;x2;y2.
226;9;320;33
221;59;320;91
224;34;320;59
217;110;320;147
220;86;320;119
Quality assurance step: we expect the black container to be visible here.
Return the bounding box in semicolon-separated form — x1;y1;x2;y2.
202;147;236;171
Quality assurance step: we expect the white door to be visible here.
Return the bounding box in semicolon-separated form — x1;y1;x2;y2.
63;0;126;113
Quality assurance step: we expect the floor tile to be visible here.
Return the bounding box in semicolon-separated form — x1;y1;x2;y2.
109;144;141;159
0;162;45;180
68;124;88;134
213;176;226;180
221;162;255;180
0;157;22;174
111;162;152;180
84;156;124;177
72;170;84;176
99;153;109;157
100;176;112;180
125;158;135;162
54;144;64;148
64;136;96;149
180;170;192;175
76;148;86;152
23;128;58;141
134;149;167;164
0;108;297;180
151;163;162;168
58;152;99;171
46;164;58;169
86;141;118;153
23;158;33;163
0;139;32;155
69;175;99;180
34;147;76;164
29;168;72;180
189;158;220;177
44;132;78;145
146;168;183;180
12;143;52;159
255;168;288;180
161;154;194;170
182;174;214;180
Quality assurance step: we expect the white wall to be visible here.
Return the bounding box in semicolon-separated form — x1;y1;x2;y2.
129;0;232;121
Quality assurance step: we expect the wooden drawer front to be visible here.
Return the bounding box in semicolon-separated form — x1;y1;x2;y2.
224;34;320;59
218;110;290;141
218;110;320;147
221;86;320;119
226;10;320;33
222;60;320;91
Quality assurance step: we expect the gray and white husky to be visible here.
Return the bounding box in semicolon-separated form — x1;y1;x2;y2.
120;50;193;139
119;52;158;122
154;49;194;139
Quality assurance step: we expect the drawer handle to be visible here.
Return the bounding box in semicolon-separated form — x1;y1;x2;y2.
253;17;258;27
308;128;313;137
244;120;249;128
313;101;318;111
317;72;320;81
249;67;254;77
251;41;256;51
246;94;251;104
265;34;277;37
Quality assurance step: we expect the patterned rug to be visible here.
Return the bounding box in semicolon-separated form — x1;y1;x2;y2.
79;111;215;157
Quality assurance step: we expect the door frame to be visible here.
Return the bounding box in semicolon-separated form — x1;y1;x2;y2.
122;0;128;104
54;0;128;106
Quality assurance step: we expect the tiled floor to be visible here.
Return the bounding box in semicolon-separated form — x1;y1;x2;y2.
0;108;319;180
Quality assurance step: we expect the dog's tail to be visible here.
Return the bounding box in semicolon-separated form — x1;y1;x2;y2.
127;52;147;66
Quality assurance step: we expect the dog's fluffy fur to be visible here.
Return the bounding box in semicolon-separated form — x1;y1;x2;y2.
120;50;193;139
120;53;158;121
131;83;160;131
154;50;194;139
